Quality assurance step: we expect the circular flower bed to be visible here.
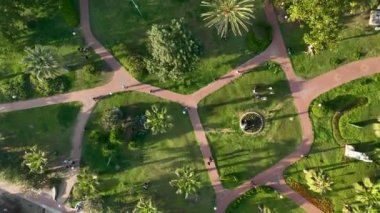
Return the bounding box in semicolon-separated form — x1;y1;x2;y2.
240;112;265;134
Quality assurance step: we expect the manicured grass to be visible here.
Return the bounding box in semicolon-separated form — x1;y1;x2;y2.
0;102;82;184
198;64;302;188
0;1;111;102
81;92;214;212
89;0;271;93
279;9;380;79
284;74;380;212
227;186;305;213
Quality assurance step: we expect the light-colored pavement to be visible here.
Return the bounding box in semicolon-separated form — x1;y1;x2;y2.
1;0;380;212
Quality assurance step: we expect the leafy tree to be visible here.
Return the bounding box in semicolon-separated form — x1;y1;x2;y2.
22;145;47;174
201;0;255;38
353;177;380;211
101;107;123;131
145;19;199;82
133;198;160;213
144;105;173;135
72;168;99;200
303;169;333;194
169;166;201;199
285;0;347;51
23;45;63;81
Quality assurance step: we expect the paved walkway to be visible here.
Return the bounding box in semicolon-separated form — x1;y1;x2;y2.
1;0;380;212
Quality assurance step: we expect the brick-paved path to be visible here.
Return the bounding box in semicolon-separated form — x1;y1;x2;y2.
1;0;380;212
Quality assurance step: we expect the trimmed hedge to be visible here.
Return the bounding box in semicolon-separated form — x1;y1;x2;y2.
287;179;333;213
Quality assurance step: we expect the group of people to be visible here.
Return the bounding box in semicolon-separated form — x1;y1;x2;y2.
63;159;76;170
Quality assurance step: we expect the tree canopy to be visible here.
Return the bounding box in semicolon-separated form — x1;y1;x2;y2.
303;169;333;194
353;177;380;211
144;105;173;135
145;19;200;82
23;45;63;81
22;145;47;174
169;166;201;199
201;0;255;38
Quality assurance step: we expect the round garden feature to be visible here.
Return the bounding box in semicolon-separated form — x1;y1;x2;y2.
240;112;265;134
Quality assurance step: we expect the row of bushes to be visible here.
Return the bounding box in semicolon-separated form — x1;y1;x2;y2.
0;63;100;102
226;187;273;212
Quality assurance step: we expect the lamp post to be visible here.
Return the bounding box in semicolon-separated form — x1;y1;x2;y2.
131;0;143;17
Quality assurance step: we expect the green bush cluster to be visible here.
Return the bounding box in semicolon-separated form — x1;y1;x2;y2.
59;0;79;27
247;22;272;54
112;44;146;79
0;74;31;101
31;75;70;96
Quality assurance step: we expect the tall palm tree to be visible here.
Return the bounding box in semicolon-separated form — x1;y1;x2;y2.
353;177;380;211
201;0;255;38
169;166;201;199
144;105;173;135
22;45;62;80
133;198;160;213
73;168;99;200
303;169;333;194
22;145;47;174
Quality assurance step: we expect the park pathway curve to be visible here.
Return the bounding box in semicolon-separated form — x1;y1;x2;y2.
1;0;380;212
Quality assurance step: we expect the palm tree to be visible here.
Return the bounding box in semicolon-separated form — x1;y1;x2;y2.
169;166;201;199
258;204;272;213
133;198;160;213
201;0;255;38
303;169;333;194
72;168;99;200
353;177;380;211
22;45;62;80
144;105;173;135
22;145;47;174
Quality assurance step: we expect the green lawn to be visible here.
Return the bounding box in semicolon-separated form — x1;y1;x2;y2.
0;102;81;186
279;9;380;79
198;64;302;189
89;0;271;94
284;74;380;212
0;1;111;103
80;92;215;212
227;186;305;213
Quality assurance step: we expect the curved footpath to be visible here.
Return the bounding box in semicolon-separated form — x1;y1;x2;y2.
0;0;380;212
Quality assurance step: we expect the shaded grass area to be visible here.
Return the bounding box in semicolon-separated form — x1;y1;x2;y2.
227;186;305;213
279;9;380;78
81;92;214;212
0;102;81;185
285;74;380;212
89;0;271;94
198;64;302;188
0;1;112;103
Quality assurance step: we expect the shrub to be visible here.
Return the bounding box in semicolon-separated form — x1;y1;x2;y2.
0;74;31;101
31;75;70;96
83;64;99;75
311;103;329;118
329;58;344;66
112;44;146;78
247;22;272;54
59;0;79;27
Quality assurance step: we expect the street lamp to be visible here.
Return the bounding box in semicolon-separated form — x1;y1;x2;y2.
131;0;142;17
